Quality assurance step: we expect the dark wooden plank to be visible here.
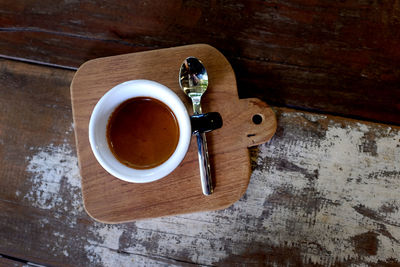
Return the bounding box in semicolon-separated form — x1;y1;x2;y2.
0;256;25;267
1;58;400;266
1;1;400;124
0;59;80;266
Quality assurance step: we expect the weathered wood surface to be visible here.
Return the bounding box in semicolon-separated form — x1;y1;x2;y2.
1;1;400;124
1;58;400;266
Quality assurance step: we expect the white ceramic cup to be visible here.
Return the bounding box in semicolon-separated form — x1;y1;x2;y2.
89;80;192;183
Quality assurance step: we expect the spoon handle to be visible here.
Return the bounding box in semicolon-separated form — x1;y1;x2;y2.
196;131;213;195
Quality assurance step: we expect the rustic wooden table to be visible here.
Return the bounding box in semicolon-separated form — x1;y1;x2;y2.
1;1;400;266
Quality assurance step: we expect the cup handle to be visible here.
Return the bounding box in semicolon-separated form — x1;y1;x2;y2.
190;112;223;134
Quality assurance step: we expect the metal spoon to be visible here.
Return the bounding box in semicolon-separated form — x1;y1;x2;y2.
179;57;213;195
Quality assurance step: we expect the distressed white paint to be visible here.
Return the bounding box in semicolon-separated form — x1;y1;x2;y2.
84;225;183;267
85;226;127;266
255;114;400;265
24;141;85;264
25;143;82;215
39;218;49;225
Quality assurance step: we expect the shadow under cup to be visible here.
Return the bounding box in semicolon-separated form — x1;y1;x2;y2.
89;80;222;184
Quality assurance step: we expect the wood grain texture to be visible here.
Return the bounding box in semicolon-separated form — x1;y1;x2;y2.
1;0;400;124
0;256;25;267
1;59;400;266
71;44;277;222
0;59;78;266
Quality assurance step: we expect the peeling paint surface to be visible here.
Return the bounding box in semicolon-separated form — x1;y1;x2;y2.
252;114;400;265
25;143;83;216
22;111;400;266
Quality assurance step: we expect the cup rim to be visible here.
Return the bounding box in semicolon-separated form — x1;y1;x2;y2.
88;80;191;183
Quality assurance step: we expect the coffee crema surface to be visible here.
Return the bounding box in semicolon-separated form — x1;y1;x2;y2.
106;97;180;169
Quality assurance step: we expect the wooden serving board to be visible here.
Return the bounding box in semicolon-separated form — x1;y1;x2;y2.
70;44;277;223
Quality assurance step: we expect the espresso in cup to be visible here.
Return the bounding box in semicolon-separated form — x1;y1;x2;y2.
107;97;179;169
89;79;222;183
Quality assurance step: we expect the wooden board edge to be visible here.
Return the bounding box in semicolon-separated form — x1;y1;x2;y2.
237;98;277;148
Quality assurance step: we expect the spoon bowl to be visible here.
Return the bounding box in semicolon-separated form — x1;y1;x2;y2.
179;57;209;102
